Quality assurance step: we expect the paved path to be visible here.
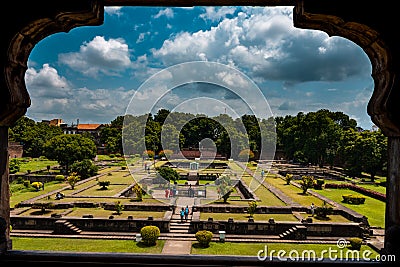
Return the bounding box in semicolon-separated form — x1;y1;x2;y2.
161;240;192;255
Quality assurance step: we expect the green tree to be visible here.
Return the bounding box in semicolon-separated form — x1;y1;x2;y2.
248;200;258;217
70;159;98;179
9;158;21;174
156;166;180;182
67;172;80;190
43;134;97;173
300;175;315;194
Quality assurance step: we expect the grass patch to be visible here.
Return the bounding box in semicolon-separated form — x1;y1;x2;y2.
66;207;166;219
266;177;327;207
12;237;165;253
200;212;298;222
191;241;379;258
315;188;385;228
16;158;59;174
254;184;286;206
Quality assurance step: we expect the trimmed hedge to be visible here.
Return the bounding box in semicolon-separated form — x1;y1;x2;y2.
140;225;160;246
195;230;213;248
342;194;366;205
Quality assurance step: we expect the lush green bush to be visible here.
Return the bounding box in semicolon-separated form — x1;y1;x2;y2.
31;181;43;191
70;159;98;179
195;230;213;248
348;237;363;250
342;194;366;204
314;202;333;218
140;225;160;246
98;181;111;190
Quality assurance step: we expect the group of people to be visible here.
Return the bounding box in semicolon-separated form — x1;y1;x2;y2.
165;187;177;198
180;205;190;222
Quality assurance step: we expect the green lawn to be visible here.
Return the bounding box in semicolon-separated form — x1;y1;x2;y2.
315;188;385;228
10;180;67;208
254;184;286;206
12;237;165;253
66;207;166;219
17;158;59;174
266;177;327;207
191;242;379;259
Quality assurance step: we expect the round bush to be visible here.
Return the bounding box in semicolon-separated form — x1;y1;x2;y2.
195;230;213;248
140;225;160;246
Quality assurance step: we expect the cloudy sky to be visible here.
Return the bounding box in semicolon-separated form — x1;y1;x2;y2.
25;6;375;129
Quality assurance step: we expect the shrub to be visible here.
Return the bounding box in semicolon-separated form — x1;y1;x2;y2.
248;201;257;217
98;181;111;190
140;225;160;246
31;181;43;191
114;200;124;215
342;194;366;204
285;174;293;185
313;179;325;190
314;202;333;218
348;237;363;250
195;230;213;248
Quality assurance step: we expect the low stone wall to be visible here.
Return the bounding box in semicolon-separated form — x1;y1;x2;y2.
11;216;171;233
189;216;363;237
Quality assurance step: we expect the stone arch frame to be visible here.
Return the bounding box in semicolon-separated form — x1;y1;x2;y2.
1;0;399;262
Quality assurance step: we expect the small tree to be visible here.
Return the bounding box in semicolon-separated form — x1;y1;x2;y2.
314;201;333;219
71;159;99;179
67;172;80;190
285;173;293;185
114;200;124;215
248;200;258;217
98;180;111;190
9;158;21;174
300;175;314;194
133;183;143;201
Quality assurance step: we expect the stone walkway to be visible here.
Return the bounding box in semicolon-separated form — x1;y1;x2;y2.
161;240;192;254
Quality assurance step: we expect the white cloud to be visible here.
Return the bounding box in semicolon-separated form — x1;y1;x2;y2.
152;7;371;84
58;36;132;78
25;64;134;123
200;7;236;22
153;8;174;19
105;6;123;16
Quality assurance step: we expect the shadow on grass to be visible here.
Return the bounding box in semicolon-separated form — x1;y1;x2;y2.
314;215;332;221
30;210;53;216
192;242;209;249
135;242;157;248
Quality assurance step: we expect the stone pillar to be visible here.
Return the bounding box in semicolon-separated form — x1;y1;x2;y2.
384;137;400;258
0;126;10;253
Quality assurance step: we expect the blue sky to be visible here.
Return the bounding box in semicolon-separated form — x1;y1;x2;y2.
25;6;375;129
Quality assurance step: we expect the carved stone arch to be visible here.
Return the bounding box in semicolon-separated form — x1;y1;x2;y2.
293;3;397;136
2;1;104;126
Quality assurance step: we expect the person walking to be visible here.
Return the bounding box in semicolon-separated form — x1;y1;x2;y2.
180;207;185;223
310;203;315;216
184;205;189;221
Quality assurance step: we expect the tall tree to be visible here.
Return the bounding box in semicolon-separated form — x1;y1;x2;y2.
43;134;97;173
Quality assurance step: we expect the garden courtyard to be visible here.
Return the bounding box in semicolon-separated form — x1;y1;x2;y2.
8;156;385;260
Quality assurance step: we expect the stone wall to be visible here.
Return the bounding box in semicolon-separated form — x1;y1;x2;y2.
11;216;171;233
189;216;363;238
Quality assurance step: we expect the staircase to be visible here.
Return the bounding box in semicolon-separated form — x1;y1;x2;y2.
53;220;82;235
168;207;192;237
278;225;307;240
